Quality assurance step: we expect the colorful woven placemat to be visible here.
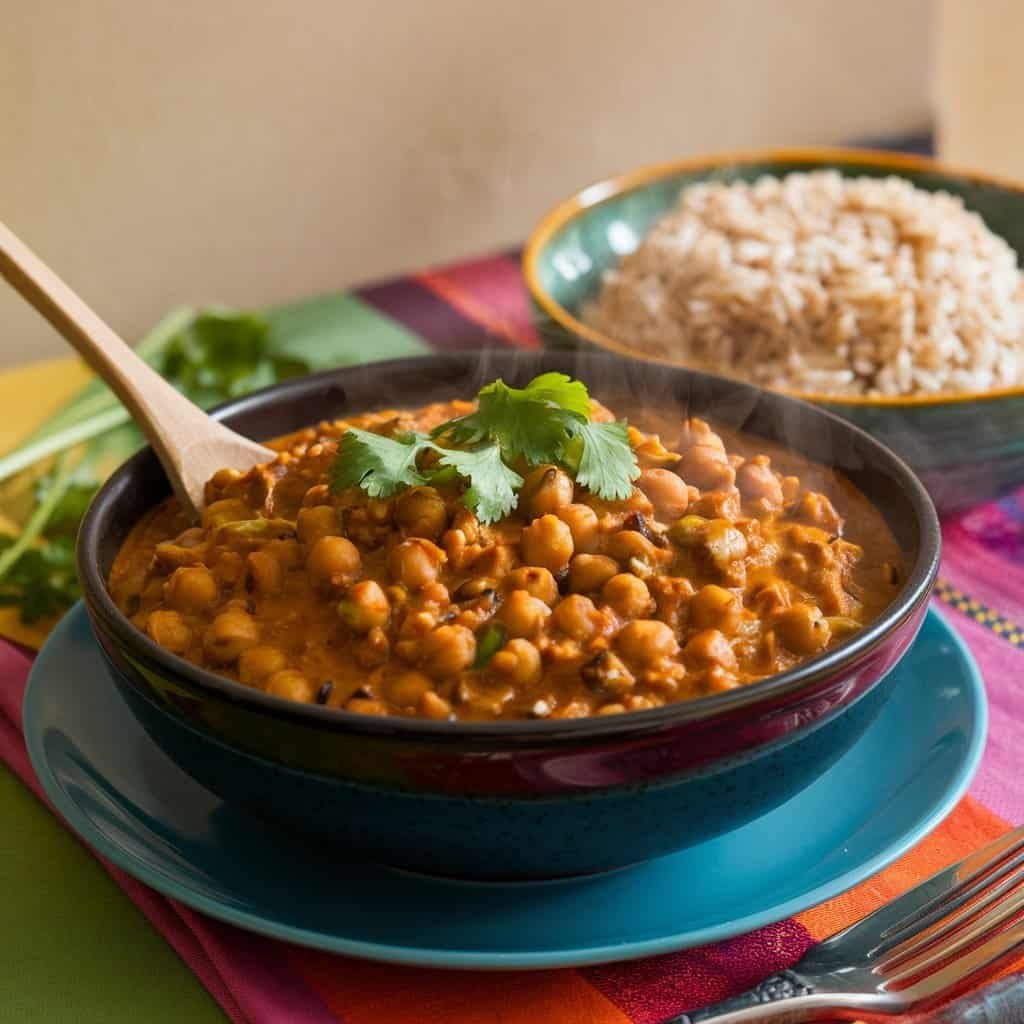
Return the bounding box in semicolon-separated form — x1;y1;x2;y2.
3;249;1023;1022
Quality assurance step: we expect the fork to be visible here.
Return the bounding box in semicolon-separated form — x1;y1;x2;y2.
662;823;1024;1022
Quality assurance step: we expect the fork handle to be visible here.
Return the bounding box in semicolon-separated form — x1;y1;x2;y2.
930;974;1024;1023
661;970;817;1023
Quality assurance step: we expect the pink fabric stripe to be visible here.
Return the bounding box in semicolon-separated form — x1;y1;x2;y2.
935;602;1024;826
583;919;814;1024
0;643;338;1024
417;252;542;348
943;521;1024;626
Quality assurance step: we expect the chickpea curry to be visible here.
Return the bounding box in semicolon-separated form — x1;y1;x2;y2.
110;374;902;722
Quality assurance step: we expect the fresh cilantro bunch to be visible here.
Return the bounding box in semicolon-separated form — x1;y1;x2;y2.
329;373;640;523
0;534;78;623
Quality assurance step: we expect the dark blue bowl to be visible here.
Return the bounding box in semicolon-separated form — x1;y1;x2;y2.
77;352;939;879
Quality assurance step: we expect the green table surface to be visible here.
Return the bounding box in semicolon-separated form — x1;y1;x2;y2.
1;765;224;1022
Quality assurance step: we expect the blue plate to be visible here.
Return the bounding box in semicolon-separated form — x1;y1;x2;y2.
24;605;986;969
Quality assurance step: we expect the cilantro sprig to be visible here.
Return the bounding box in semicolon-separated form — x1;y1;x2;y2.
328;373;639;523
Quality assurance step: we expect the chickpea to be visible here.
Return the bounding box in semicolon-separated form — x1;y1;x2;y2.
264;670;316;703
384;670;434;707
264;538;302;570
473;543;516;579
690;584;742;634
552;594;603;641
706;666;740;693
581;650;635;694
356;625;391;669
145;610;191;654
212;550;245;587
421;581;450;606
637;468;690;521
247;551;282;598
203;609;261;662
505;565;558;605
568;553;619;593
490;638;542;686
297;505;340;547
389;538;446;590
346;697;389;715
556;503;600;553
164;566;219;612
774;603;832;655
520;465;574;518
337;579;391;632
601;573;655;618
395;487;448;539
616;620;678;665
498;589;551;638
704;519;749;571
736;455;783;509
153;541;205;573
238;645;287;686
793;491;843;534
520;514;574;573
420;624;477;679
301;483;330;508
607;530;659;568
679;418;726;453
678;444;736;492
306;535;362;592
419;690;454;720
684;629;738;671
627;694;659;711
668;514;709;546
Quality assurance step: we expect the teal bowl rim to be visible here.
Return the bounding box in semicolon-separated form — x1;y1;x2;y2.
523;145;1024;410
23;603;986;969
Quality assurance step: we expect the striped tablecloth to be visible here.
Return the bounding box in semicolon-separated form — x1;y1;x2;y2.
3;248;1024;1023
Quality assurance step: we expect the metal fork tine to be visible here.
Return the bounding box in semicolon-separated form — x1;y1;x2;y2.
876;855;1024;969
870;844;1024;960
881;883;1024;987
893;919;1024;1005
809;825;1024;963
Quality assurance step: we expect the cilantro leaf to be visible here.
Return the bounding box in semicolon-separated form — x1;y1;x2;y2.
0;534;80;623
156;311;304;407
329;428;434;498
569;420;640;501
515;372;591;419
434;373;587;464
331;373;638;525
435;444;523;523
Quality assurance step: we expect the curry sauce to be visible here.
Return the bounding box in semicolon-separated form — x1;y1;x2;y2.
109;401;902;721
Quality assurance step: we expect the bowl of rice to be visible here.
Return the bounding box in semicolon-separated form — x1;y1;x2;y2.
523;148;1024;514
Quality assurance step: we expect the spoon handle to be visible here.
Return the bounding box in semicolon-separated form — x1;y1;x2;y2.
0;220;270;515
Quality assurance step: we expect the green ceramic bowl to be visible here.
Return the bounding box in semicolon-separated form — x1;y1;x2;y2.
523;147;1024;515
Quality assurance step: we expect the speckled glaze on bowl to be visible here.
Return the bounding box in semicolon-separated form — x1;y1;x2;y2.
524;147;1024;515
77;351;940;879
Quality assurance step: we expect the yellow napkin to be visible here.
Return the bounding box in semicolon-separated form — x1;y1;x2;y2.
0;356;92;649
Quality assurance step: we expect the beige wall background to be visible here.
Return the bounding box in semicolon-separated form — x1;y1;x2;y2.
1;1;932;367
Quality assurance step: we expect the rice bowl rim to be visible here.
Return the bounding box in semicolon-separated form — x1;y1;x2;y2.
523;145;1024;409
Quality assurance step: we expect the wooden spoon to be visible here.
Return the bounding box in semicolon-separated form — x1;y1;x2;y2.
0;220;273;517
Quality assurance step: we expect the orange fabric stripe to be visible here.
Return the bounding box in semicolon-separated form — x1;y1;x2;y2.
416;270;541;350
286;951;632;1024
796;796;1008;939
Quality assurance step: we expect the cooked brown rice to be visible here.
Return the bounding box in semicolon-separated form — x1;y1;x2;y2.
582;170;1024;396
